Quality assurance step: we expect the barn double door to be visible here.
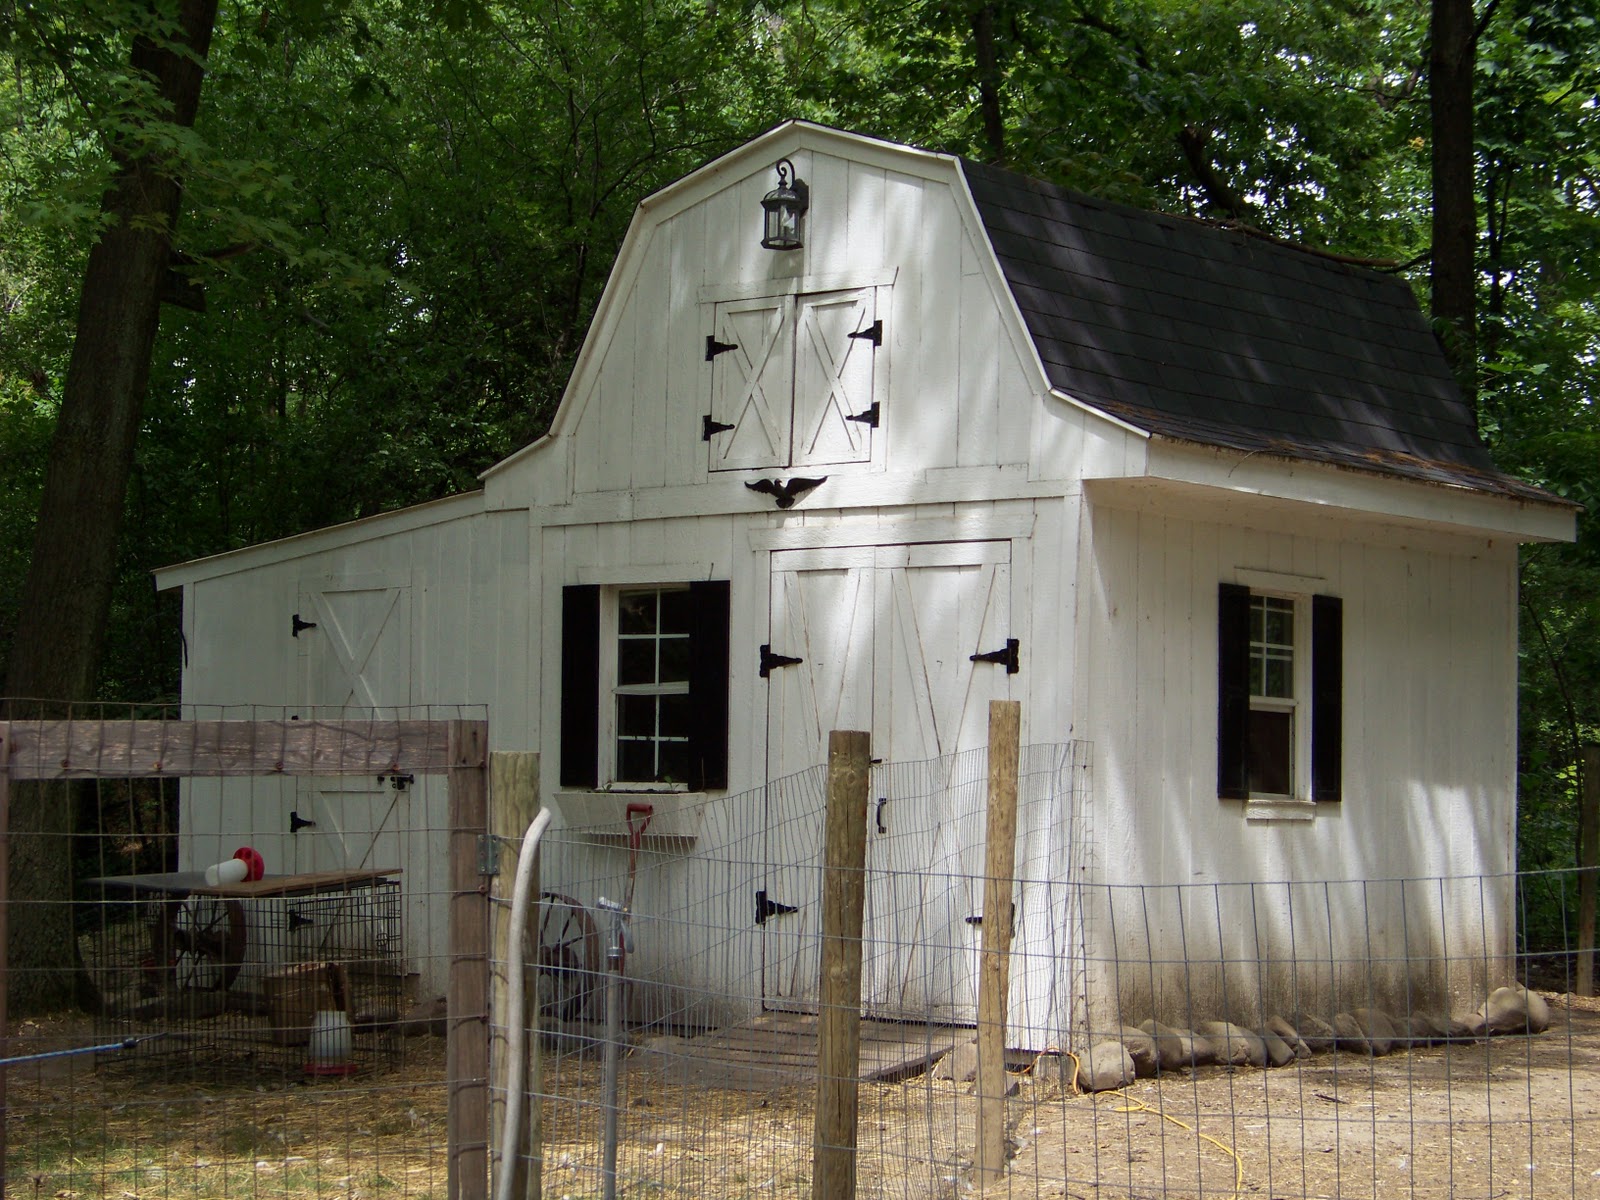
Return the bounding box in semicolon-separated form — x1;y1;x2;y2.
761;541;1014;1020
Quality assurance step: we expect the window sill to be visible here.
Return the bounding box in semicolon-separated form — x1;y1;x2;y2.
548;791;707;849
1242;797;1317;823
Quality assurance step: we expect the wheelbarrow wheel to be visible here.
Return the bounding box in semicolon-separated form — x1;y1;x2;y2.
531;892;600;1021
150;896;247;993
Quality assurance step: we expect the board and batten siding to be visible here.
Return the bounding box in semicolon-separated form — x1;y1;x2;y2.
172;499;524;998
1074;490;1518;1029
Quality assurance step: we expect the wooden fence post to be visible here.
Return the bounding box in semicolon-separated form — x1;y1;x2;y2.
448;721;491;1200
1578;745;1600;997
976;701;1021;1187
489;752;541;1200
812;730;871;1200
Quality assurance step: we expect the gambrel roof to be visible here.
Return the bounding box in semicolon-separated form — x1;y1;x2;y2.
963;160;1557;505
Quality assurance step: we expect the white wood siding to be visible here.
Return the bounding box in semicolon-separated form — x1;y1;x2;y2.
176;504;525;998
1074;491;1518;1027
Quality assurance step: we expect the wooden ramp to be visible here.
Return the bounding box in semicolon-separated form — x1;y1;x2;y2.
638;1011;965;1091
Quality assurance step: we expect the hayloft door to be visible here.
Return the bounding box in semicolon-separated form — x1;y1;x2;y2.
707;287;880;473
290;573;412;875
761;542;1013;1015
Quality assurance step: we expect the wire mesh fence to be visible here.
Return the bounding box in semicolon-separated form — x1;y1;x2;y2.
2;702;485;1199
515;742;1600;1200
4;714;1598;1200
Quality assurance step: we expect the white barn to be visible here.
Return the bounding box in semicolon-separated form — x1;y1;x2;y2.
156;122;1575;1041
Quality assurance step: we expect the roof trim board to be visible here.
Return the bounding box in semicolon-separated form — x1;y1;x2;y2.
152;490;493;590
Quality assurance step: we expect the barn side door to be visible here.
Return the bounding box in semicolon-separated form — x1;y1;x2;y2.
760;542;1014;1016
290;572;413;875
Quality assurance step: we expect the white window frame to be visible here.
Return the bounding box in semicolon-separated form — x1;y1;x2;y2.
597;585;693;792
1242;588;1316;817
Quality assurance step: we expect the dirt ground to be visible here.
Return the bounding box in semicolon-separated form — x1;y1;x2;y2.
543;994;1600;1200
8;995;1600;1199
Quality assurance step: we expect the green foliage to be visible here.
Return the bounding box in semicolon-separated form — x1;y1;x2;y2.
2;1;1597;907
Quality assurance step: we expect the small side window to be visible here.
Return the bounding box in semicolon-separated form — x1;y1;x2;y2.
1218;583;1341;805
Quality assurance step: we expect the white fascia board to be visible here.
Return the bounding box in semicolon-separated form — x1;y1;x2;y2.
152;489;489;591
480;211;656;482
1142;439;1577;543
1045;386;1153;441
948;162;1056;403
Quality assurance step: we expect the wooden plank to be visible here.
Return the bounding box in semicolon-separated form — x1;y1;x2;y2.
812;730;871;1200
1579;745;1600;997
0;719;472;779
87;867;399;899
447;721;491;1200
975;701;1020;1187
489;752;541;1200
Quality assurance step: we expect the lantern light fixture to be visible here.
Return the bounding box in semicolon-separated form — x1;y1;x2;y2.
760;158;809;251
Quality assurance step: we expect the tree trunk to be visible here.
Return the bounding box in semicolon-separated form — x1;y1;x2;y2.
1430;0;1477;396
972;2;1006;164
3;0;218;1014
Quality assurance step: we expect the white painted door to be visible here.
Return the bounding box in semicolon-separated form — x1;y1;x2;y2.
291;574;412;874
707;296;793;472
707;287;879;473
761;548;876;1004
761;542;1014;1014
791;289;877;468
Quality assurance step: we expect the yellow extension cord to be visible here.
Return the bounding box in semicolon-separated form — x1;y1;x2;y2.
1058;1050;1245;1199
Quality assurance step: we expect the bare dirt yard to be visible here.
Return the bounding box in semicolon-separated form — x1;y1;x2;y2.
8;995;1600;1200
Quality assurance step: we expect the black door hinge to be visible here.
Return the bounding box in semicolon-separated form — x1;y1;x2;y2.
970;638;1021;674
759;644;804;677
847;319;883;347
755;889;798;926
705;335;738;360
703;414;736;440
846;402;879;429
291;613;318;637
289;810;317;833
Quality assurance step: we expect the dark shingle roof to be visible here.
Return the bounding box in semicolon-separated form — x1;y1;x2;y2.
961;160;1556;504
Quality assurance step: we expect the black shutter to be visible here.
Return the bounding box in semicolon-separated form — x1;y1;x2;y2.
687;580;731;790
1311;593;1343;802
1217;583;1251;800
559;584;600;788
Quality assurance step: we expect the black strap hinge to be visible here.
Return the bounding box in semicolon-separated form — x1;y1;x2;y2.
703;414;736;440
291;613;318;637
755;889;798;925
759;644;803;677
970;637;1020;674
847;319;883;347
705;335;738;360
846;402;879;429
